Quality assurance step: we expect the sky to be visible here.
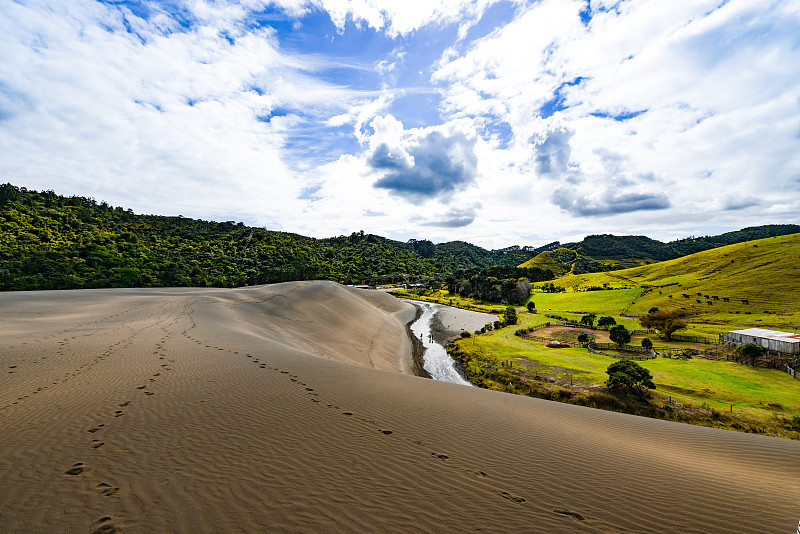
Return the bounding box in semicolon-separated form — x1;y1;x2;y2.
1;0;799;248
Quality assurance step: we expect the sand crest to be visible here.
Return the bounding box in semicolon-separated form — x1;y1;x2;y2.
1;281;798;533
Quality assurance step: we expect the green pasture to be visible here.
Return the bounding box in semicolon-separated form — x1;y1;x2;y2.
459;321;800;419
530;233;800;331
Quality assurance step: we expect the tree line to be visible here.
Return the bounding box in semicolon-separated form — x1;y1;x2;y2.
0;184;553;291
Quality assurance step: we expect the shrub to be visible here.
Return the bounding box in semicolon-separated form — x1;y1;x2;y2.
577;332;589;343
460;331;471;338
503;307;518;325
606;360;656;398
641;338;653;350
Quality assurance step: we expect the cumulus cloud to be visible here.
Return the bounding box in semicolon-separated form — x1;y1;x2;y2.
531;126;573;177
368;117;478;202
431;0;800;236
552;188;670;217
418;205;480;227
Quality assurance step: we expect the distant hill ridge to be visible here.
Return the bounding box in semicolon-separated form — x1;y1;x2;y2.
1;183;798;290
523;225;800;273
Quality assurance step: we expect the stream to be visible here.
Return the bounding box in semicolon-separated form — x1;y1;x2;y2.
408;301;473;386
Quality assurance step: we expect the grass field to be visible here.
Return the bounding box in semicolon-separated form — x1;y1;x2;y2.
399;235;800;438
451;311;800;437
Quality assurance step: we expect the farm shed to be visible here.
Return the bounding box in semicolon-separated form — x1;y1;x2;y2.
720;328;800;355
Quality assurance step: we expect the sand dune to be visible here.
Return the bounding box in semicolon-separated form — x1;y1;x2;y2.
1;281;798;533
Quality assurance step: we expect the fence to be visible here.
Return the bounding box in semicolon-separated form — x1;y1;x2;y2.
786;365;799;379
587;343;656;361
669;334;720;345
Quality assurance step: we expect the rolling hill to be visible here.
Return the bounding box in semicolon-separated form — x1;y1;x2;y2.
531;233;800;331
550;225;800;271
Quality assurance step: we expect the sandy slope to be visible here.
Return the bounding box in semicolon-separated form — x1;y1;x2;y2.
1;281;798;533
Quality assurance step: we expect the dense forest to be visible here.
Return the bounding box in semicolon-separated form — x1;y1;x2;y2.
0;184;541;290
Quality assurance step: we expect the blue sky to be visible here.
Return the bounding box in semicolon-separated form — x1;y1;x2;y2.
1;0;799;247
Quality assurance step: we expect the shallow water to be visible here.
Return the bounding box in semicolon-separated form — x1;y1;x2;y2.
408;301;473;386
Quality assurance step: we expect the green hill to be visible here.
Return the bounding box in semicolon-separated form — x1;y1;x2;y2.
553;225;800;271
531;233;800;331
0;185;437;289
519;247;610;276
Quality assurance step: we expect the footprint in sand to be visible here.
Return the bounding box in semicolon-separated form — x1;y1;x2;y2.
432;453;449;461
64;463;85;476
91;440;105;449
92;516;118;534
118;401;131;407
88;424;104;433
554;509;585;521
113;411;124;417
96;483;119;497
498;491;525;504
381;430;393;435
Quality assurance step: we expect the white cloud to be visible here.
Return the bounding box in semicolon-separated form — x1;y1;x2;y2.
1;0;799;248
430;0;800;240
314;0;500;37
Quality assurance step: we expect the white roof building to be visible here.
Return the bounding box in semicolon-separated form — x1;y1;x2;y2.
722;328;800;355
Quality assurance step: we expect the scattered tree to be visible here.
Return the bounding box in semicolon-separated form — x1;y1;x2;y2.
597;316;616;329
639;310;689;341
493;320;503;330
641;338;653;350
580;313;596;327
526;301;536;313
503;307;518;326
609;324;632;345
606;360;656;398
577;332;589;343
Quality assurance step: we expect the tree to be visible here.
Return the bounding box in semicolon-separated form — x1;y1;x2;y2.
526;301;536;313
503;307;518;325
606;360;656;398
597;316;616;329
580;313;596;327
648;307;659;314
609;324;632;345
639;310;688;341
641;338;653;350
577;332;589;343
736;342;764;365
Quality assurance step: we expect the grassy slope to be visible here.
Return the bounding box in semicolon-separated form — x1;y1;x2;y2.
518;248;575;276
530;233;800;333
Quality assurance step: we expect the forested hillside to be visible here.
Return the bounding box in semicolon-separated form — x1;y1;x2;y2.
0;185;438;289
0;184;542;290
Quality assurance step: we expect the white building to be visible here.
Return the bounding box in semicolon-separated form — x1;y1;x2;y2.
720;328;800;355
